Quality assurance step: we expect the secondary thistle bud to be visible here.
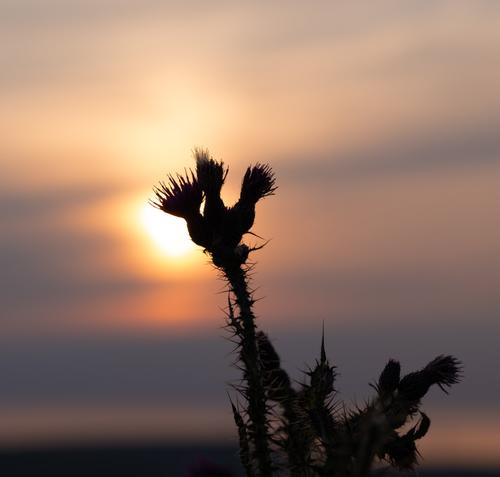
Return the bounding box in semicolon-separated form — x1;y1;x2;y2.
378;359;401;396
398;355;462;401
227;165;277;242
240;164;277;205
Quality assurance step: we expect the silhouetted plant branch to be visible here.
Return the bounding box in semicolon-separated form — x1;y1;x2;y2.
151;149;462;477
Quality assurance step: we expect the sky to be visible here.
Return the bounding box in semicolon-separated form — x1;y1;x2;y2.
1;0;500;468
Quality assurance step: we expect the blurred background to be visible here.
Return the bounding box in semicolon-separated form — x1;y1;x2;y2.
1;1;499;475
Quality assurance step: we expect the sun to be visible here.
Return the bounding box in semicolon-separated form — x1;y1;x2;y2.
141;204;195;257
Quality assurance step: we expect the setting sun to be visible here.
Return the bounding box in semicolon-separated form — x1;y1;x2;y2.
141;204;195;257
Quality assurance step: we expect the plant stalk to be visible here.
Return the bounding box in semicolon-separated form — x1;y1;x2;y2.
223;262;273;477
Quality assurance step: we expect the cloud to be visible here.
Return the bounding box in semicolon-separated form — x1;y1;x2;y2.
0;332;232;407
280;118;500;185
0;185;161;318
257;263;500;332
0;322;497;409
0;183;125;222
0;228;162;321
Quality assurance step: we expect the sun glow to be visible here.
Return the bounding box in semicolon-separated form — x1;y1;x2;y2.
141;204;195;258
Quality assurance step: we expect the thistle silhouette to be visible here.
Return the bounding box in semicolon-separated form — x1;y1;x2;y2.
152;149;462;477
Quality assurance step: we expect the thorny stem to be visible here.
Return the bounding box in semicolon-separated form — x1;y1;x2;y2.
231;398;256;477
282;399;312;477
222;262;273;477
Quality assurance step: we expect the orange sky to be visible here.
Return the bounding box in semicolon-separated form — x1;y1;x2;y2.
1;0;499;466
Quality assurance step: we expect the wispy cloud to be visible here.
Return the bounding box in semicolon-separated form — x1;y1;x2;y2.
280;118;500;184
0;323;496;409
0;184;126;221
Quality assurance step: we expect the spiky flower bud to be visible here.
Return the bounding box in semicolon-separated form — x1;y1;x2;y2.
240;164;276;203
257;331;292;401
151;171;202;219
307;335;335;399
228;164;277;242
152;151;276;262
398;355;462;401
195;148;228;231
151;172;211;248
378;359;401;396
195;148;228;197
423;355;463;393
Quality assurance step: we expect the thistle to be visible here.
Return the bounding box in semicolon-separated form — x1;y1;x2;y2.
151;149;462;477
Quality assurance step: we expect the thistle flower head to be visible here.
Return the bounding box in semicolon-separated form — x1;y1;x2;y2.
151;171;202;220
423;354;463;392
225;164;276;245
239;163;277;205
398;355;462;401
195;148;228;197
